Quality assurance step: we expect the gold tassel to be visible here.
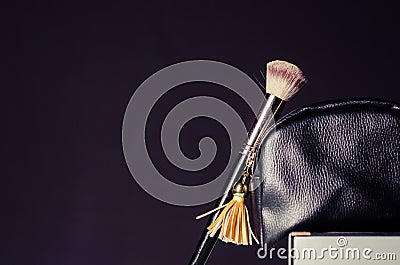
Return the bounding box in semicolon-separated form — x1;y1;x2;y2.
196;182;259;245
196;151;259;245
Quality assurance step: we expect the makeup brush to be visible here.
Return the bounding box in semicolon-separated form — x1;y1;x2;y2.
189;60;307;265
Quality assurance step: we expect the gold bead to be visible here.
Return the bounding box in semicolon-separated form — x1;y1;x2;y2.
232;182;247;195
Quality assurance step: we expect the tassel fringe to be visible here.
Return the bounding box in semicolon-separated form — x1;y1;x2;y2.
197;194;259;245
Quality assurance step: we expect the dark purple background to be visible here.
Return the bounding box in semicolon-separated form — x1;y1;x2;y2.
2;1;399;265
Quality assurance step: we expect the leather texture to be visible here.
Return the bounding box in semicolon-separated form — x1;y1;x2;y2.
252;98;400;246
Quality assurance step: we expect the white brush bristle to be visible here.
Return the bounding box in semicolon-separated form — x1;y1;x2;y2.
266;60;307;101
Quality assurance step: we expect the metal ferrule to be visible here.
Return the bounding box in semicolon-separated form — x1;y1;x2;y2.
240;94;285;154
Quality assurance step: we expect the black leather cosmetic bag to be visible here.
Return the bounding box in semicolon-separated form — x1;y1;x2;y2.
251;98;400;246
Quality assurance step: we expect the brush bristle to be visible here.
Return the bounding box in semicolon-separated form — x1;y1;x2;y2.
266;60;307;101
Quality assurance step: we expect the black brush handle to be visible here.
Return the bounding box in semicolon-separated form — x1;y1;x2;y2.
189;153;247;265
188;95;284;265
